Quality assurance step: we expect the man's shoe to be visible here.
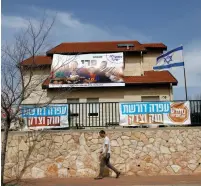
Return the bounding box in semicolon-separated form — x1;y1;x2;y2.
94;176;103;180
116;172;121;178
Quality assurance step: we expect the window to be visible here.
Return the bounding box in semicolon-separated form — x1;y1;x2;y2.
87;98;99;116
141;96;160;102
87;98;99;103
67;98;79;103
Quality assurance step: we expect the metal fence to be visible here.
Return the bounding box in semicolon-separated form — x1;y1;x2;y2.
68;100;201;129
3;100;200;131
190;100;201;126
68;102;120;129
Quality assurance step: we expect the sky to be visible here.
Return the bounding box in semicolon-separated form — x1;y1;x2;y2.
1;0;201;99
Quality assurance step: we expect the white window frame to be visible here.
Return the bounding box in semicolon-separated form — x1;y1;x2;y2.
67;98;79;103
141;96;160;102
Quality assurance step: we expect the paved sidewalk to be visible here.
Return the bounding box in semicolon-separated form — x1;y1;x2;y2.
10;175;201;186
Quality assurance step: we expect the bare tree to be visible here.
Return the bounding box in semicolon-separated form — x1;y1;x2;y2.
4;130;58;185
1;15;57;185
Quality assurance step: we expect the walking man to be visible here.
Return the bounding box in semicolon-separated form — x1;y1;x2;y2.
95;130;120;179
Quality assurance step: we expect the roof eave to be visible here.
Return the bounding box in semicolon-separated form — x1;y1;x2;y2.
42;82;177;90
21;64;51;67
126;82;178;86
46;49;147;56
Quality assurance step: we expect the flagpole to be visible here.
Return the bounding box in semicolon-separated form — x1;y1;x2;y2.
183;65;188;100
182;45;188;100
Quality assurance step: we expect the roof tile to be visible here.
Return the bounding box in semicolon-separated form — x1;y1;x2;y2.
46;41;166;55
21;56;52;66
124;71;177;85
21;41;167;65
143;43;167;48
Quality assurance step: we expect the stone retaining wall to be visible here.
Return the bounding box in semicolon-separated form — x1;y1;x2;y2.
3;127;201;180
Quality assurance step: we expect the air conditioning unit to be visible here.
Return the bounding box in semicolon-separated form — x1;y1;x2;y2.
160;95;170;101
117;43;134;49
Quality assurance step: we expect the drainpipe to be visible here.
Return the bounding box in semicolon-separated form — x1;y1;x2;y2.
169;83;173;101
140;51;144;76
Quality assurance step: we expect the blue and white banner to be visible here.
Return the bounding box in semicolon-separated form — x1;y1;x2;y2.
21;104;69;129
153;46;184;70
119;101;191;126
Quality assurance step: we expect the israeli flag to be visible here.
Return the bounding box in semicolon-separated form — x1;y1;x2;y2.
153;46;184;70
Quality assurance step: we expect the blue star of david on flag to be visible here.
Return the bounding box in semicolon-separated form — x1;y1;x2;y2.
153;46;184;70
164;54;173;64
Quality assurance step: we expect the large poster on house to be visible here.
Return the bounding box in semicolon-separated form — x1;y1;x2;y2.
119;101;191;126
49;53;125;88
21;104;69;129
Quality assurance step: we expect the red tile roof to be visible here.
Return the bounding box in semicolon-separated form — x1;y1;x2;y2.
42;71;177;89
143;43;167;48
21;56;52;66
46;41;167;55
21;41;167;65
124;71;177;85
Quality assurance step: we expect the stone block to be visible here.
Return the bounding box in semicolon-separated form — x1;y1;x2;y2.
111;140;119;147
46;164;58;177
32;167;45;178
92;132;99;139
131;132;141;140
121;136;130;140
54;136;63;143
113;147;121;155
117;137;123;146
79;133;86;145
123;140;131;146
63;135;72;142
58;168;68;178
123;131;131;137
177;145;187;152
171;165;181;173
149;138;155;143
19;140;29;151
91;139;98;144
160;146;171;154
